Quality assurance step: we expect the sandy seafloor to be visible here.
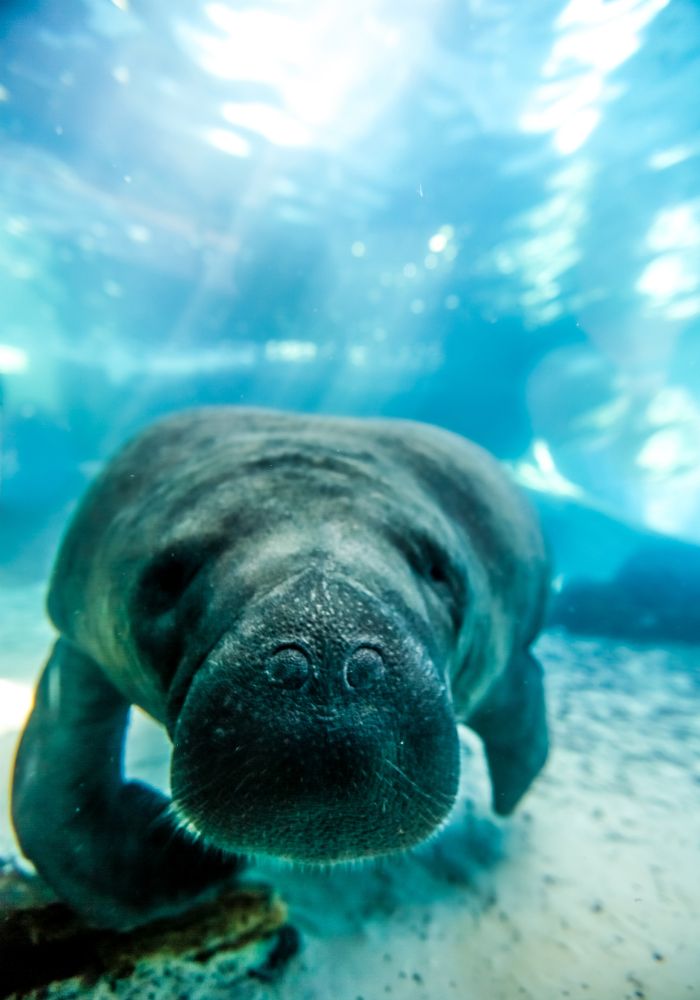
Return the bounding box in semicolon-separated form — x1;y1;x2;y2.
1;582;698;1000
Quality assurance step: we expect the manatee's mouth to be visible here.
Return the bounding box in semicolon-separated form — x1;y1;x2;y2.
170;673;460;864
172;748;458;864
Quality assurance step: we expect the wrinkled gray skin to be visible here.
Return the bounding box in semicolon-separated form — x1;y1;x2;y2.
12;408;549;929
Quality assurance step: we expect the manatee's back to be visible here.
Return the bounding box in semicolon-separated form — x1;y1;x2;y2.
354;417;549;712
47;407;546;716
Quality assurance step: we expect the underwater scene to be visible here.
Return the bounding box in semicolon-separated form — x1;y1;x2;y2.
0;0;699;997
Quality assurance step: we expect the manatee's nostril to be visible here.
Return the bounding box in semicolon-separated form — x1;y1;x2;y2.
265;646;310;689
344;646;385;690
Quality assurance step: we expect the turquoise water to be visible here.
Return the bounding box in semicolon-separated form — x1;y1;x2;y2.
2;0;700;569
0;2;699;997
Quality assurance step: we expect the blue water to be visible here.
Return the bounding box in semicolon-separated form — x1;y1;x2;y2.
0;3;699;995
2;0;699;564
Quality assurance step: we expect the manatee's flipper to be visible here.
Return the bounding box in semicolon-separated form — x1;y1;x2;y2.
468;650;548;816
12;639;242;929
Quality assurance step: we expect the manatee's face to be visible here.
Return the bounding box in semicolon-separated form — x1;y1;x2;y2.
170;570;460;863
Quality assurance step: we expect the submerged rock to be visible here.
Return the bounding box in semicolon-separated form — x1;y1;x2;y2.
0;864;297;1000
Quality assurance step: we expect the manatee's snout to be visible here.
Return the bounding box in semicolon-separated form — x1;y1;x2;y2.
171;571;460;864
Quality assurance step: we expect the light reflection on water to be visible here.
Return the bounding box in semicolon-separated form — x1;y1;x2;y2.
0;0;698;540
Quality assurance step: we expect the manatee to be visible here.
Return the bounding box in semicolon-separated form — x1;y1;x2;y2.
12;407;549;929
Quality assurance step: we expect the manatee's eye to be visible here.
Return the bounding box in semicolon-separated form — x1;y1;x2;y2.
344;646;385;690
265;645;311;690
138;542;209;616
421;547;466;631
132;542;217;686
401;534;454;592
429;562;449;586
